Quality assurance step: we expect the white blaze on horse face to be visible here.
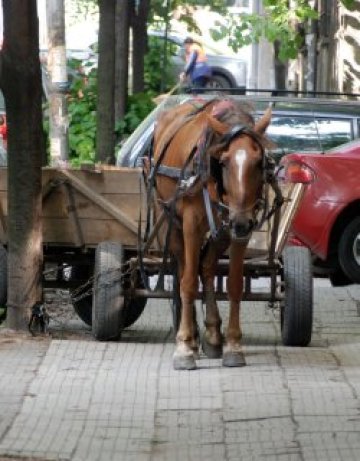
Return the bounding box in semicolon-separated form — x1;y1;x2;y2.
234;149;247;184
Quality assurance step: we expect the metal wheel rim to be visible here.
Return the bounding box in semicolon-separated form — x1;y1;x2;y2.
353;232;360;265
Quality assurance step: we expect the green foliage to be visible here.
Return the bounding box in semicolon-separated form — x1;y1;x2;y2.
144;35;178;93
340;0;356;8
67;61;97;166
115;93;155;140
151;0;227;34
211;0;320;61
64;61;156;164
210;0;356;61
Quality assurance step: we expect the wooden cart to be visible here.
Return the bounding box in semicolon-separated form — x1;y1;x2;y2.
0;165;313;346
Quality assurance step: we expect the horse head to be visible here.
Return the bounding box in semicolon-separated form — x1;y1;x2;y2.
206;105;272;241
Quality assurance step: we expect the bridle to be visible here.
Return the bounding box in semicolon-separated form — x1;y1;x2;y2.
145;104;284;242
206;124;283;241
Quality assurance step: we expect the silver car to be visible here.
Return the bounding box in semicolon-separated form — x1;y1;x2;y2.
149;30;247;90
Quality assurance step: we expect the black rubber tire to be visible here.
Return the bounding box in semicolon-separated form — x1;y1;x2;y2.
206;74;231;89
123;296;147;329
73;294;92;326
0;245;7;307
329;268;352;287
339;217;360;283
92;242;124;341
281;246;313;347
77;285;148;329
69;265;93;326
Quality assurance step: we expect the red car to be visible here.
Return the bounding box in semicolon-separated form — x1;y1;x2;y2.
281;139;360;286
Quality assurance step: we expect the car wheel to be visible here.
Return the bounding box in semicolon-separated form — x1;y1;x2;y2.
206;74;231;89
329;268;352;287
339;217;360;283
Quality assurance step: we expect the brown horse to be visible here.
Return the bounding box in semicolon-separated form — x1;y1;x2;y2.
150;97;273;370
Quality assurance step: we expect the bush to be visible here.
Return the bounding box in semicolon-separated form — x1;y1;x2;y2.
44;37;177;166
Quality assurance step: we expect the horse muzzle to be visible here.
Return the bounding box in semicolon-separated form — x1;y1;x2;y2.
229;219;254;242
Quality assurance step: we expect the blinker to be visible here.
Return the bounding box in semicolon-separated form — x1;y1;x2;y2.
220;124;247;147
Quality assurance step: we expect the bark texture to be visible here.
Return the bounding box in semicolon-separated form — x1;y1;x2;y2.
96;0;116;164
0;0;44;329
115;0;130;121
131;0;150;93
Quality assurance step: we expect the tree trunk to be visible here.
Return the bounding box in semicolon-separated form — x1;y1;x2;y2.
96;0;116;164
115;0;130;121
131;0;150;93
47;0;69;166
273;40;288;93
0;0;44;330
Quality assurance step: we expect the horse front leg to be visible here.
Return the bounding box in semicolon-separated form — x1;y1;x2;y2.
200;238;229;358
223;241;247;367
173;215;203;370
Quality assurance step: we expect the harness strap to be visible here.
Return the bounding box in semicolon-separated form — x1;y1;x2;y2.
203;186;218;240
156;164;194;180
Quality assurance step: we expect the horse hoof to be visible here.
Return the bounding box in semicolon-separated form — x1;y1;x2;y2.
192;348;200;360
173;354;197;370
201;337;223;359
222;351;246;367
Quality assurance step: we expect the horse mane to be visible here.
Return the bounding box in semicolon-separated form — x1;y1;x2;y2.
209;98;275;151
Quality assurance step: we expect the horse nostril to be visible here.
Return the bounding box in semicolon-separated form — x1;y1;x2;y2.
232;222;250;238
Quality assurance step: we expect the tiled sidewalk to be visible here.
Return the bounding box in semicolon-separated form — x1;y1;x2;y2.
0;282;360;460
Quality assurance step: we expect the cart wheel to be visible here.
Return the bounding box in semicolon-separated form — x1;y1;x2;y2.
281;246;313;346
123;297;147;328
92;242;124;341
69;265;93;326
0;245;7;307
73;294;92;326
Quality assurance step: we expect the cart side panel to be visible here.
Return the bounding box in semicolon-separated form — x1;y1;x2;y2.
0;166;147;248
245;183;304;259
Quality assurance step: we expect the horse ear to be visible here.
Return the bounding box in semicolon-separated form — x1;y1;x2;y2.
254;106;272;134
206;114;229;135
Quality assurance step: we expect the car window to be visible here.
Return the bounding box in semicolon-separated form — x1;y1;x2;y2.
267;115;353;152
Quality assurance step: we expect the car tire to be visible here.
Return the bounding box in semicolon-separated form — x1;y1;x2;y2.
339;217;360;283
329;268;352;287
281;246;313;347
206;74;231;89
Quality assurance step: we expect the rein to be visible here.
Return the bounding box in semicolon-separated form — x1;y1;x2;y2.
143;100;283;250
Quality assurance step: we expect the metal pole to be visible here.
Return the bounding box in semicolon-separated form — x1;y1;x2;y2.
46;0;69;166
161;0;171;92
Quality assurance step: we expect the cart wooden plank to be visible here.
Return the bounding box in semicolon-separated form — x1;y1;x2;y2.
0;166;303;257
0;166;147;248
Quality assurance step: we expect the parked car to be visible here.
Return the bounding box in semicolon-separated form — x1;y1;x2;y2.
116;94;360;167
281;139;360;286
149;30;247;90
0;92;7;167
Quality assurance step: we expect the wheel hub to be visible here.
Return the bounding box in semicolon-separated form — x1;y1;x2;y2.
353;233;360;265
